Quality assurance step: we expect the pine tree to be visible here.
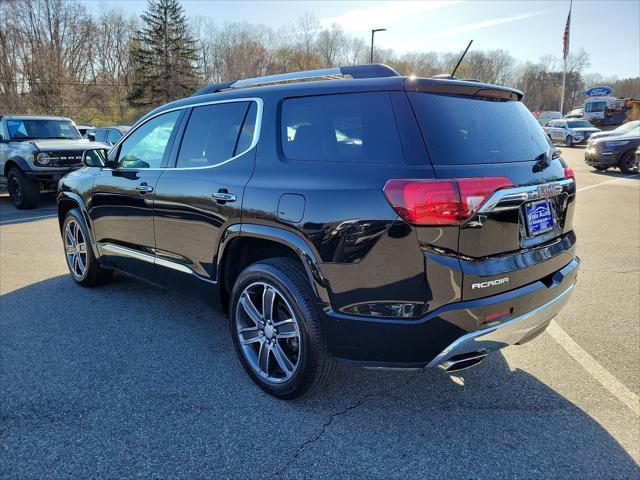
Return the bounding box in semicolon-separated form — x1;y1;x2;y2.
129;0;199;106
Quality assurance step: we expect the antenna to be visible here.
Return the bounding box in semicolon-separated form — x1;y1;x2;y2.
451;40;473;78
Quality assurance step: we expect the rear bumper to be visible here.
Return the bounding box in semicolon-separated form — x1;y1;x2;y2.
323;256;579;368
426;282;573;369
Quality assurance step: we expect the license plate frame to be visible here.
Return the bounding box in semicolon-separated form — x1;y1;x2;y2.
525;199;555;236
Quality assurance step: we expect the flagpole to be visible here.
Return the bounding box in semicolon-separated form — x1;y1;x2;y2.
560;0;572;114
560;59;567;114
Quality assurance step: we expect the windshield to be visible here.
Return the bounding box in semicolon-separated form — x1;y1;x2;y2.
408;92;550;164
615;121;640;133
566;120;594;128
6;119;82;140
619;126;640;138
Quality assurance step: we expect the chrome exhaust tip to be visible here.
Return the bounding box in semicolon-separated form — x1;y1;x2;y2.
438;352;487;373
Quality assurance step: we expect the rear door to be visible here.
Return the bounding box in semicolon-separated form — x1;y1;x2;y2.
407;87;576;300
152;99;260;288
89;110;182;280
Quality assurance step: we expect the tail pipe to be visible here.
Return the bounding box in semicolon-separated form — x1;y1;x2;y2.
438;351;487;373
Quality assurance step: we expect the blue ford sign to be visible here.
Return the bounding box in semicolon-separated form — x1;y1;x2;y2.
585;86;614;97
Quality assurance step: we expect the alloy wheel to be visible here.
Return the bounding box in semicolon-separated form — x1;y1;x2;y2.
64;219;88;279
235;282;301;384
8;176;22;203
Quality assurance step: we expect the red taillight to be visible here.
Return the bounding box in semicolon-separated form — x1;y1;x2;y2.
383;177;513;226
564;167;575;181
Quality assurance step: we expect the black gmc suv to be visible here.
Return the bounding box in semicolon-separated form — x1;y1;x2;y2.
57;65;579;399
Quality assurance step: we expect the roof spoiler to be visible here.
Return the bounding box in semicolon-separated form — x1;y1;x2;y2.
192;64;400;96
406;77;523;101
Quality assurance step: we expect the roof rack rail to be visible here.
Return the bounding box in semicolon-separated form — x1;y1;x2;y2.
430;74;457;80
192;64;400;96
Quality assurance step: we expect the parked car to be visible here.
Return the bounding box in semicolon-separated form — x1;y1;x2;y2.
544;119;601;147
587;120;640;143
75;124;93;136
535;110;563;126
584;129;640;173
0;115;109;209
57;65;579;399
85;125;130;146
564;107;583;119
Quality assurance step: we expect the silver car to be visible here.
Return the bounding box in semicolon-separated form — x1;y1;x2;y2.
544;119;601;147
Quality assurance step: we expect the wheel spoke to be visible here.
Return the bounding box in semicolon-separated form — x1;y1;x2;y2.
271;342;294;377
258;340;271;375
76;254;85;274
73;254;80;274
238;326;262;346
73;222;81;244
273;318;297;338
240;292;263;327
65;225;75;245
65;244;76;254
262;285;275;322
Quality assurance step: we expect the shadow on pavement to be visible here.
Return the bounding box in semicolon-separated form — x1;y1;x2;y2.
0;193;58;225
1;274;638;479
589;169;640;179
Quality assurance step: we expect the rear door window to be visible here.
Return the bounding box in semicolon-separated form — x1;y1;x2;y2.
176;101;252;168
281;92;404;164
408;92;550;164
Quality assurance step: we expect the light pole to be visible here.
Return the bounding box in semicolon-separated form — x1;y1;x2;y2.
370;28;387;63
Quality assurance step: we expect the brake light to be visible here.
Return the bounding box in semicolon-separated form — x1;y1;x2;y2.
564;167;575;181
383;177;513;226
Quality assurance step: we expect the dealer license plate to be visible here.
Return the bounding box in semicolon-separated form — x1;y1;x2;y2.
525;199;555;236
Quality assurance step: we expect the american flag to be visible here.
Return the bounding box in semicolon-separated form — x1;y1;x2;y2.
563;1;572;60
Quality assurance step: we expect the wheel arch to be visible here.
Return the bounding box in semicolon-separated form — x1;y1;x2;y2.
217;224;331;313
3;156;30;177
57;192;99;258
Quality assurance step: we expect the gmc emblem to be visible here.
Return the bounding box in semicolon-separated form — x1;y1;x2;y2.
537;183;562;198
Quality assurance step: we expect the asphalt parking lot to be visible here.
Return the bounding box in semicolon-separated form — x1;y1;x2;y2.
1;148;639;479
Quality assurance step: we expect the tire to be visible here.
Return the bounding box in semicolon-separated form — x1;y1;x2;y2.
62;209;112;287
618;150;639;174
229;257;336;399
594;166;608;171
7;167;40;209
565;136;574;148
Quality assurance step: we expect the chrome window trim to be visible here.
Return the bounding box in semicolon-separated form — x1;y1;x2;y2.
106;97;263;171
478;178;574;214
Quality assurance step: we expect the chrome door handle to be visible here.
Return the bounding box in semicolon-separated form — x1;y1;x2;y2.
136;183;154;193
212;191;237;203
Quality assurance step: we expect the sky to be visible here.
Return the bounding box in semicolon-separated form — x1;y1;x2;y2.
81;0;640;79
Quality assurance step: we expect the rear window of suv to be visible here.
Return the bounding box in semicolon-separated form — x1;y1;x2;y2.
281;92;404;164
408;92;550;164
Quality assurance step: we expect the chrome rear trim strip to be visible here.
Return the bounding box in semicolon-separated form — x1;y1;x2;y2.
478;178;574;213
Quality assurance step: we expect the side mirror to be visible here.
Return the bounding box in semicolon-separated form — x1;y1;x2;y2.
81;148;109;167
87;132;96;141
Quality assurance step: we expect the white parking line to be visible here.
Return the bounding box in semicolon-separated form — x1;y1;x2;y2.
0;214;57;225
547;320;640;416
577;173;640;192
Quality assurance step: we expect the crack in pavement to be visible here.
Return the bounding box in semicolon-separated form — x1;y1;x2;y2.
271;368;427;478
